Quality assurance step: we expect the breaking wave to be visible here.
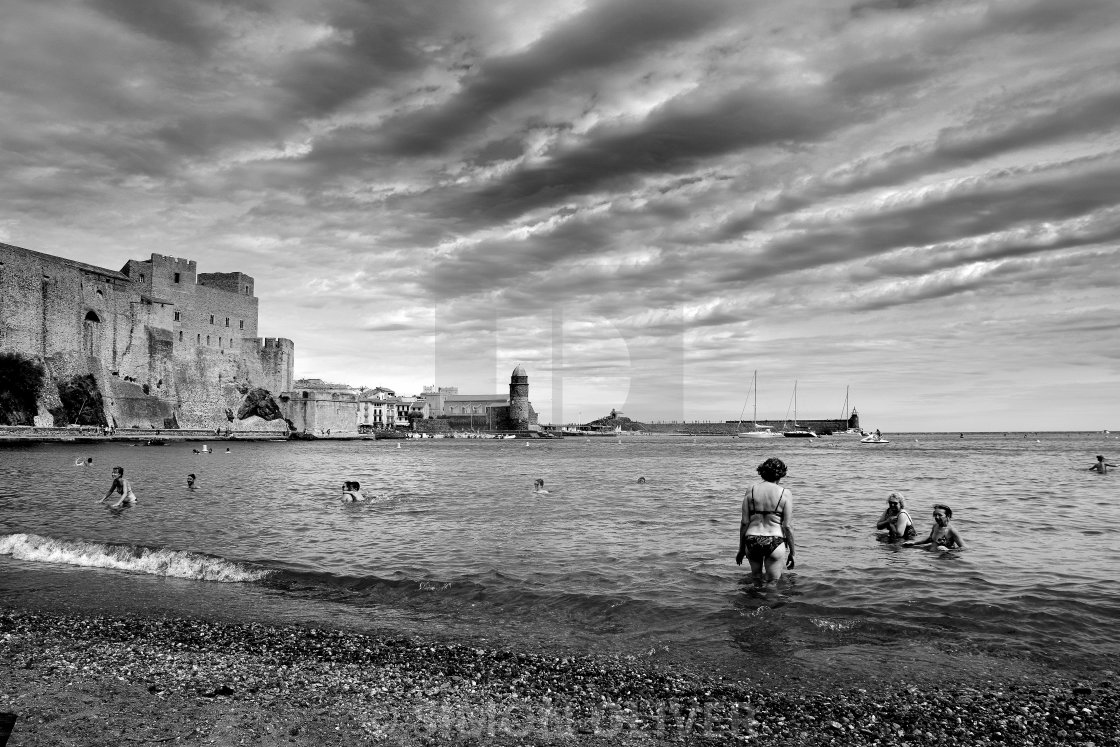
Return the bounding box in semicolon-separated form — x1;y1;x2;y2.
0;532;269;583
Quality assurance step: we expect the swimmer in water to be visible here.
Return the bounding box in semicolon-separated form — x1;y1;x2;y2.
187;473;196;490
904;504;964;549
342;481;366;502
74;457;84;466
637;476;647;484
1089;455;1116;474
875;492;916;541
100;466;138;508
533;478;550;494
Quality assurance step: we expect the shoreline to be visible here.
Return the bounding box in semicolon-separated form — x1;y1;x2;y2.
3;607;1116;746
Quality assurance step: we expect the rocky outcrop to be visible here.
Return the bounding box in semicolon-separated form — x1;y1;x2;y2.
236;387;283;421
50;374;107;426
0;352;46;425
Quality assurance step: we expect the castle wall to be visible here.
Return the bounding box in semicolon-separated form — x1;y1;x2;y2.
280;391;359;435
0;242;291;432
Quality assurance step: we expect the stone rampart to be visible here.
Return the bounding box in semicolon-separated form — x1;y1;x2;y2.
0;241;291;433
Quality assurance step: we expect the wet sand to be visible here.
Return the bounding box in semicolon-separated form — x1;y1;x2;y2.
2;607;1116;746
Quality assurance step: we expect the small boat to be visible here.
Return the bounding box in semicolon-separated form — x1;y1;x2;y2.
861;435;889;444
782;381;817;438
737;371;782;438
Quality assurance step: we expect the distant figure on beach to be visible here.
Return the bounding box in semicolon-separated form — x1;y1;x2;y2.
736;457;795;581
1089;455;1116;474
876;492;916;540
100;466;138;508
187;474;196;490
533;478;549;494
342;481;366;502
904;504;964;550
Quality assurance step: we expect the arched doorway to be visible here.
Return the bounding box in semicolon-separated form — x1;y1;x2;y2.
83;310;101;358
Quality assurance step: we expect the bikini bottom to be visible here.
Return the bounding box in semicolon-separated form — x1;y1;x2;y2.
744;534;785;562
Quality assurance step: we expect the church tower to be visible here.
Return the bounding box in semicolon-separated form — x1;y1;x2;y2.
509;364;530;430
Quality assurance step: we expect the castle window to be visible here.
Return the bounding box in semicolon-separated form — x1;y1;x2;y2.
173;311;181;321
139;273;145;282
96;288;103;297
206;335;210;345
225;317;230;327
239;320;244;330
178;331;183;342
209;314;214;324
173;272;180;283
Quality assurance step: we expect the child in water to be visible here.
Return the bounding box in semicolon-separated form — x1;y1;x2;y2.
533;479;549;494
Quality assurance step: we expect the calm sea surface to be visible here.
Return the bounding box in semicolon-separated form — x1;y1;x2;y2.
3;432;1118;682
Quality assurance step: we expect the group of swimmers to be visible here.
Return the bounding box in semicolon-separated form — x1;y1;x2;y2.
342;481;366;501
875;493;965;549
735;456;968;583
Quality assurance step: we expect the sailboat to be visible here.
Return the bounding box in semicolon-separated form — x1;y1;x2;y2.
838;386;865;435
782;380;817;438
738;371;781;438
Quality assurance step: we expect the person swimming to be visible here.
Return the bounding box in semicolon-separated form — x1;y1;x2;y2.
1090;455;1116;474
187;473;196;490
342;481;366;502
904;504;965;549
637;476;647;484
876;492;916;540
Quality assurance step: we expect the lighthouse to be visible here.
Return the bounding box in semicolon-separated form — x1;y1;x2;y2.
509;364;530;430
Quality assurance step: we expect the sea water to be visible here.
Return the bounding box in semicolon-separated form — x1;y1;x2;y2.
2;433;1118;682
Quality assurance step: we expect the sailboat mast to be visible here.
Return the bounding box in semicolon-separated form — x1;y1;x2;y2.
753;370;758;424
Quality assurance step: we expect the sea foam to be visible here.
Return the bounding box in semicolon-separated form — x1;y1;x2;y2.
0;532;268;583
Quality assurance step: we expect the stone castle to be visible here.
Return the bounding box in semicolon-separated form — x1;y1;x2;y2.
0;241;293;432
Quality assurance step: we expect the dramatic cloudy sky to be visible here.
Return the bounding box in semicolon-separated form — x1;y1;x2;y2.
3;0;1118;430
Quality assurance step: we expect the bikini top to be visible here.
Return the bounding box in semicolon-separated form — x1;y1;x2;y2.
748;486;786;521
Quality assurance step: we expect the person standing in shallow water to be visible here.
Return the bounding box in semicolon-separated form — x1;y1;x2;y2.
100;466;138;508
736;457;795;581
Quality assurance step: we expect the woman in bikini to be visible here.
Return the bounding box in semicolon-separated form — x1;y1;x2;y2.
736;457;796;581
904;504;965;549
876;492;916;540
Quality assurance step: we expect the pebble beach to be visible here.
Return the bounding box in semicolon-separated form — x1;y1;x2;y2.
2;607;1117;746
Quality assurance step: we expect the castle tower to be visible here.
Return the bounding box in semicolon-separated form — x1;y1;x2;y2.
509;364;530;430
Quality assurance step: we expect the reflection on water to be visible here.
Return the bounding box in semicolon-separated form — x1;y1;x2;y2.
2;432;1119;680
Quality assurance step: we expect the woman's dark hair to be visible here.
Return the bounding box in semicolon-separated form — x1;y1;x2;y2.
756;457;787;482
933;503;953;518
